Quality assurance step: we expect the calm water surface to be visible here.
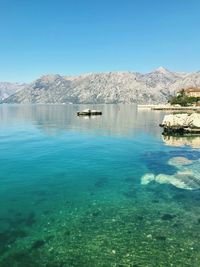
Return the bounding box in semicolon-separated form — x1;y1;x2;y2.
0;104;200;267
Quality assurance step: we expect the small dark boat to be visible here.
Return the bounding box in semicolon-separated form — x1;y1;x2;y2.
77;109;102;116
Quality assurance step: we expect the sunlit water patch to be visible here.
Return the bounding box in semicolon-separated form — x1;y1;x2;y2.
0;104;200;266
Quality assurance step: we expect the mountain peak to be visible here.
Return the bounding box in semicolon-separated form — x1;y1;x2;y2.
40;74;62;80
155;66;170;74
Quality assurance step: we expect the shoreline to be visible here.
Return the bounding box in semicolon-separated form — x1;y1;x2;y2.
138;104;200;111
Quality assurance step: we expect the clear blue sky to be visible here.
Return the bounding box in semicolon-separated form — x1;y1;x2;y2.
0;0;200;82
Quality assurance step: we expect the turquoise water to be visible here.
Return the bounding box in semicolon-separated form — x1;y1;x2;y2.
0;104;200;267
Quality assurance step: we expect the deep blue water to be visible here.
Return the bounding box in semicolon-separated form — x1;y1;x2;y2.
0;104;200;267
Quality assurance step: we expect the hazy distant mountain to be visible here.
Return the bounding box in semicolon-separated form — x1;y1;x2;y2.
0;82;27;101
3;67;200;104
171;71;200;91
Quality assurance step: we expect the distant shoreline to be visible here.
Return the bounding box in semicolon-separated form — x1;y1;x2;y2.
138;104;200;111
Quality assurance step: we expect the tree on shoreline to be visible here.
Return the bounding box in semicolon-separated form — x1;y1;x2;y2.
168;89;200;106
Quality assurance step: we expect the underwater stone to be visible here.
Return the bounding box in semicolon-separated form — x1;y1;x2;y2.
141;156;200;190
168;157;193;166
141;173;155;185
156;171;193;190
141;171;200;190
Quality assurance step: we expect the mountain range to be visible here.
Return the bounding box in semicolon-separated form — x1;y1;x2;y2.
1;67;200;104
0;82;27;102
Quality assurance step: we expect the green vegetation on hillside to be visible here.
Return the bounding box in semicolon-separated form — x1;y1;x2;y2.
169;89;200;106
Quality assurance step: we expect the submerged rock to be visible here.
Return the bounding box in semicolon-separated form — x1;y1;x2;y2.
141;173;155;185
168;157;193;166
156;170;199;190
141;156;200;190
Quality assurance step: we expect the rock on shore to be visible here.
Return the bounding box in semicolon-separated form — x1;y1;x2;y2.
161;113;200;128
160;113;200;135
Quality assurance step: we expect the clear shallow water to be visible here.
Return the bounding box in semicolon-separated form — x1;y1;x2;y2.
0;104;200;266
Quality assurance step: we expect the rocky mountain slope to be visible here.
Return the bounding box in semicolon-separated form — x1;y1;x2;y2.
0;82;27;101
2;67;200;104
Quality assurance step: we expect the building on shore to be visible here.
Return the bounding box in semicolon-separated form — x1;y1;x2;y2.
183;87;200;97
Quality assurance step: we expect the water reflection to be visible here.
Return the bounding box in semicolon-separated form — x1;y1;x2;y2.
163;135;200;148
0;104;164;138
